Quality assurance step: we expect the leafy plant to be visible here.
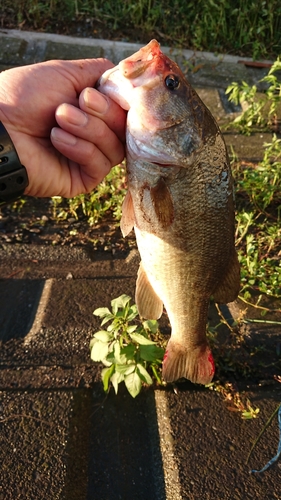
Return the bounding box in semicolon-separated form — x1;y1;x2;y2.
226;60;281;300
234;136;281;211
90;294;165;397
226;58;281;135
230;137;281;299
51;163;126;224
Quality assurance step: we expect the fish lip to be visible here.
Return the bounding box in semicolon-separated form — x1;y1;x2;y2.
96;66;120;89
97;66;134;110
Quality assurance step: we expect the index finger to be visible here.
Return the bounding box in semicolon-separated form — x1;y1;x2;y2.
79;87;127;143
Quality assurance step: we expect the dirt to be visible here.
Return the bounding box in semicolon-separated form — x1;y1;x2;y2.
0;197;136;256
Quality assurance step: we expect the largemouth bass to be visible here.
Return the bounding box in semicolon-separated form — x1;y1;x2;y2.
98;40;240;385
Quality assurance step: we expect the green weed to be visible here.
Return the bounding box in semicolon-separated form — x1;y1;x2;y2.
90;294;165;397
226;59;281;300
209;382;260;419
231;138;281;299
51;163;126;225
226;58;281;135
234;136;281;211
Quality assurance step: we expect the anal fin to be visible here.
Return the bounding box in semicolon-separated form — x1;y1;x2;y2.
120;190;135;237
136;262;163;319
213;249;241;303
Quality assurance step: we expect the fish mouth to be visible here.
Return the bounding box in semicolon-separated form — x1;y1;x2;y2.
96;66;119;89
119;39;166;80
97;66;133;110
127;134;180;167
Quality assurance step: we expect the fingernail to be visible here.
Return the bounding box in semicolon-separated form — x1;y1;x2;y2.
67;106;87;126
51;127;77;145
84;88;109;114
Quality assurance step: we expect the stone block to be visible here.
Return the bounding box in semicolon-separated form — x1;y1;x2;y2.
0;36;27;65
44;41;104;60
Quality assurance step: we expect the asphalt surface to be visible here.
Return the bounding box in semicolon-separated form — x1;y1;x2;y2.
0;30;281;499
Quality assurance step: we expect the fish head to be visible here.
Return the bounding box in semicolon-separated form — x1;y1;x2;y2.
98;40;213;165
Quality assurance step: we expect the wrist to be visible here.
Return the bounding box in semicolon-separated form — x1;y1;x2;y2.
0;121;29;207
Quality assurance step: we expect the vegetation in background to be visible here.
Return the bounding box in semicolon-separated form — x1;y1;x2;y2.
226;58;281;135
1;0;281;59
51;163;126;225
233;139;281;300
226;60;281;300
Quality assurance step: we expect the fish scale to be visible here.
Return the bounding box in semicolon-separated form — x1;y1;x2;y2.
98;39;240;385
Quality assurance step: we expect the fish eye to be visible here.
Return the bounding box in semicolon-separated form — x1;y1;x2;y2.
165;74;180;90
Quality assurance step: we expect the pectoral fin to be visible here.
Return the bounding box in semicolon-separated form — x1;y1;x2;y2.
213;249;241;303
120;190;135;237
136;262;163;319
150;177;174;229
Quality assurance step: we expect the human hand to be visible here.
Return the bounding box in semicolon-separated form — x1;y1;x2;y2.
0;58;126;197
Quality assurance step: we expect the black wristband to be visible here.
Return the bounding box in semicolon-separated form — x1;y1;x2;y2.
0;121;29;207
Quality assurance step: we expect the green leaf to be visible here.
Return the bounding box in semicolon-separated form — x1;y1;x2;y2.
101;365;115;392
136;363;153;385
113;342;124;364
111;294;132;314
142;319;159;334
110;371;124;394
90;339;109;362
106;350;115;363
120;344;136;361
127;305;139;321
140;344;165;362
116;363;136;375
89;337;96;349
106;322;117;332
94;330;114;342
129;332;155;345
100;315;114;326
126;324;138;334
93;307;112;318
125;371;142;398
106;342;128;365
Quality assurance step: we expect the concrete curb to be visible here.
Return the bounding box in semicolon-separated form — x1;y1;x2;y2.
0;28;273;89
1;28;274;64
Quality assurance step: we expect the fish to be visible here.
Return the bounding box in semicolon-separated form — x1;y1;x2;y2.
98;40;240;385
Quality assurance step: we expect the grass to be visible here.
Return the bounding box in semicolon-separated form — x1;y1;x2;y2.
1;0;281;58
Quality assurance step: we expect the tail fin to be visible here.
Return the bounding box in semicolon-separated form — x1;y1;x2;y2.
162;339;215;385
